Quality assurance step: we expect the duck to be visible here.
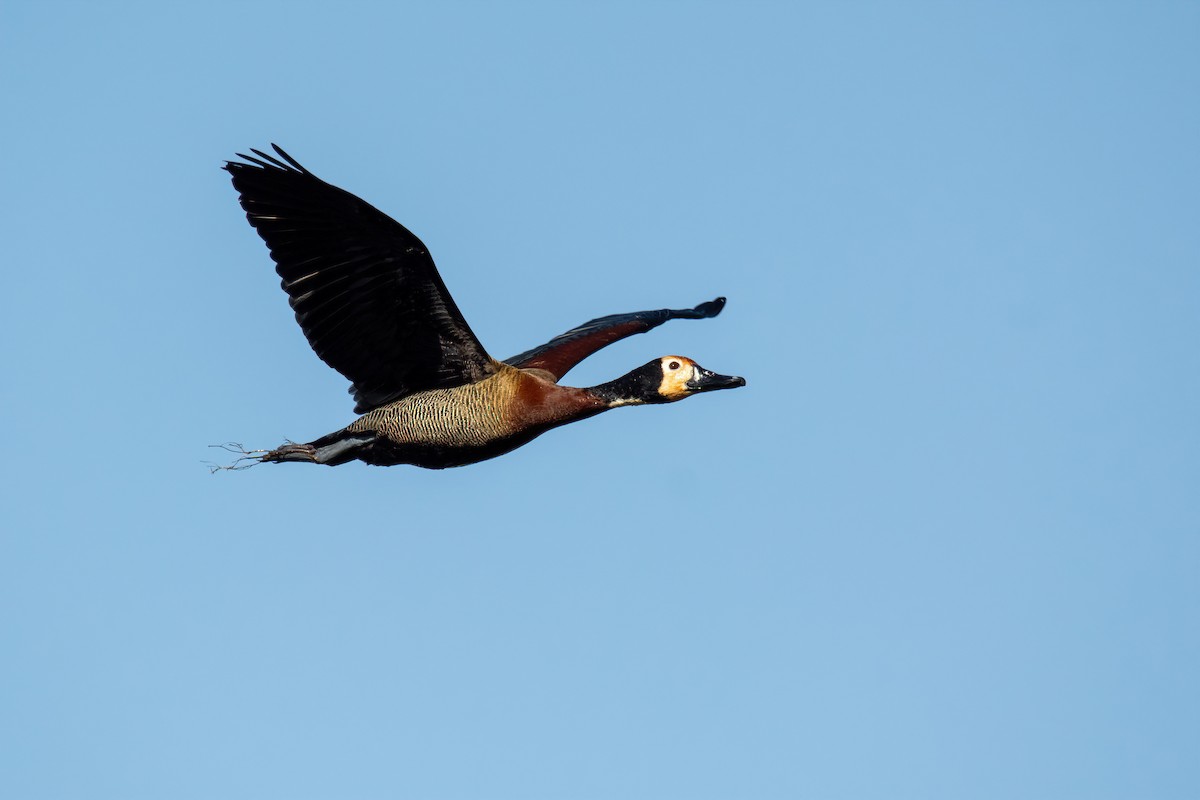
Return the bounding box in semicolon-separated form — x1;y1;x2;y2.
220;145;745;470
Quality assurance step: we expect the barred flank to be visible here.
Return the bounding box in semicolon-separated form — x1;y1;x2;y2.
346;368;522;448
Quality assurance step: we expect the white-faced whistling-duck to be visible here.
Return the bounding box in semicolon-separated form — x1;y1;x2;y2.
220;145;745;470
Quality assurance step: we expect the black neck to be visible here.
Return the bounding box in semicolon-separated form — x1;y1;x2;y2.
589;362;666;406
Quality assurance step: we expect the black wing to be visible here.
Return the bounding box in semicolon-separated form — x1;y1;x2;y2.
506;297;726;380
225;145;496;413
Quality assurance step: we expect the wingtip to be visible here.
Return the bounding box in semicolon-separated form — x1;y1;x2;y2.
224;144;310;174
696;296;727;317
269;143;309;173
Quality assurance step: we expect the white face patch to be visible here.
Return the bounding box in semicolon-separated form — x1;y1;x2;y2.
657;355;696;401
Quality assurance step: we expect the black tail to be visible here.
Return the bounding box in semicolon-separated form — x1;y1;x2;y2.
302;429;376;466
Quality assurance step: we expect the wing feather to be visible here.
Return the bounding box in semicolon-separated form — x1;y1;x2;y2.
506;298;726;380
226;145;495;413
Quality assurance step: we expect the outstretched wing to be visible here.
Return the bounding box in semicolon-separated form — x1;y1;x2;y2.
506;297;726;381
225;145;496;414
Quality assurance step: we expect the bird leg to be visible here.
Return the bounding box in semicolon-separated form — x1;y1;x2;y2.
206;441;317;472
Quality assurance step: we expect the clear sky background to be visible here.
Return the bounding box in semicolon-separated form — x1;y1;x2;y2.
2;2;1198;798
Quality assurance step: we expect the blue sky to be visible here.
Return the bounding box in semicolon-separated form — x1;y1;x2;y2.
2;2;1198;798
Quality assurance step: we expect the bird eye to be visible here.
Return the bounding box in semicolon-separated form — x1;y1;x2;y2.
668;360;680;370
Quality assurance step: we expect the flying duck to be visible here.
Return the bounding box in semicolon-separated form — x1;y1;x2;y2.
221;145;745;470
